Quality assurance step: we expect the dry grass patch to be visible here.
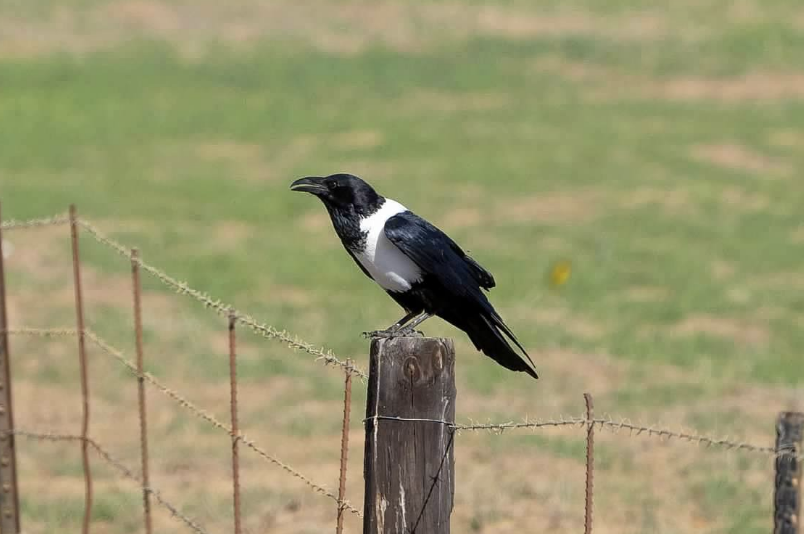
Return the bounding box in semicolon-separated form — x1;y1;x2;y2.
1;226;69;289
791;225;804;244
398;90;511;114
709;259;736;280
579;70;804;105
648;73;804;102
442;206;483;229
533;57;619;84
331;129;384;150
769;129;804;149
692;143;791;176
620;186;696;216
671;314;769;346
746;270;804;292
623;285;669;303
494;189;603;225
719;186;771;211
2;0;670;58
210;220;253;252
194;139;316;183
529;307;607;340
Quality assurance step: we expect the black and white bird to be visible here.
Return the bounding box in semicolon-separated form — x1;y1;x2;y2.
290;173;538;379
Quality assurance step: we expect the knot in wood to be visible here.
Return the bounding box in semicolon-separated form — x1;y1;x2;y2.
432;345;444;372
404;357;421;384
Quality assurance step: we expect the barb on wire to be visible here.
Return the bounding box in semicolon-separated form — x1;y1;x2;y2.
595;417;793;457
11;429;208;534
1;328;77;338
0;214;70;231
83;328;363;517
76;218;366;379
366;414;802;461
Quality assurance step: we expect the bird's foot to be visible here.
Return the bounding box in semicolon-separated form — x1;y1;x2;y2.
396;325;424;337
362;329;389;339
361;328;424;339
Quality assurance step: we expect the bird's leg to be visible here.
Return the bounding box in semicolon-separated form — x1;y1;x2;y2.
361;310;418;339
388;310;419;331
396;311;433;335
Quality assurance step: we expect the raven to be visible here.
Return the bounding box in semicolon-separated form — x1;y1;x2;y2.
290;173;538;379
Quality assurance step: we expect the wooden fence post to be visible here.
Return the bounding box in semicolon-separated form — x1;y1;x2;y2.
363;336;456;534
0;202;21;534
775;412;804;534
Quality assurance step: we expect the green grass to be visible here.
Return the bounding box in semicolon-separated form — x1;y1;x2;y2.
2;1;802;532
3;37;802;380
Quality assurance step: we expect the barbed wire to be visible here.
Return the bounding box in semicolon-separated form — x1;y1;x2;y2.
1;328;77;338
3;329;797;464
81;328;363;518
366;415;802;461
11;429;208;534
6;213;800;530
75;218;367;379
595;417;801;459
0;214;70;231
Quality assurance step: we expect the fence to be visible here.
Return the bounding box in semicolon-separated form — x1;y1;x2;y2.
0;204;801;533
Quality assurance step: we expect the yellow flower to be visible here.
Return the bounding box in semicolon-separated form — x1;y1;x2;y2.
548;259;572;288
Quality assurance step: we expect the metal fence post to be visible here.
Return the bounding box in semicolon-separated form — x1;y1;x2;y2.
228;311;242;534
131;249;153;534
69;205;93;534
336;363;353;534
584;393;595;534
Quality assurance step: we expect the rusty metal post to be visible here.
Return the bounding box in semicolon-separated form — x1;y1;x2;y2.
0;202;21;533
774;412;804;534
336;363;353;534
70;204;93;534
131;249;153;534
228;310;242;534
584;393;594;534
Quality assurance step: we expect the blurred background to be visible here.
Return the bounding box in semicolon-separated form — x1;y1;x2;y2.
1;0;803;532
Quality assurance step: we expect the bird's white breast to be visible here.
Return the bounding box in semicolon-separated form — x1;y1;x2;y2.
356;199;422;292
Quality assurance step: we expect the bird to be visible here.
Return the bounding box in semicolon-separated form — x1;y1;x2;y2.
290;173;538;379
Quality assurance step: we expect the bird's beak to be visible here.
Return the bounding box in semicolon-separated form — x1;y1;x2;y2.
290;176;328;195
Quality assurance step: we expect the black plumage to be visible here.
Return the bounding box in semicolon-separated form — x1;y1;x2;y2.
290;173;538;379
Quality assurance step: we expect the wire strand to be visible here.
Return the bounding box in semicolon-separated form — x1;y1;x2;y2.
364;415;801;460
82;329;363;517
0;214;70;230
76;218;367;379
11;430;208;534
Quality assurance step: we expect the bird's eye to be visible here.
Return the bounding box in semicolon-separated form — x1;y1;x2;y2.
327;181;338;190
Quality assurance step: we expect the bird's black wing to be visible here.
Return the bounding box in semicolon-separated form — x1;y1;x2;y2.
384;211;536;375
464;254;496;290
385;211;537;377
384;211;495;290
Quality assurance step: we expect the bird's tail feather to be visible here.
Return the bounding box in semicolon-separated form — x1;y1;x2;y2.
459;313;538;379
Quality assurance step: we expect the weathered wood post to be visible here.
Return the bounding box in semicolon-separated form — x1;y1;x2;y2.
774;412;804;534
363;336;456;534
0;203;21;534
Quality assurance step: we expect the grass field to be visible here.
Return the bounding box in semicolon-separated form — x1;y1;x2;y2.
1;1;804;532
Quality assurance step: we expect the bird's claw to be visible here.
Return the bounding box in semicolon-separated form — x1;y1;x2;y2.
397;327;424;337
361;328;424;339
361;329;392;339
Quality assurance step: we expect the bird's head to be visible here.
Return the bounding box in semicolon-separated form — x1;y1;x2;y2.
290;173;382;215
